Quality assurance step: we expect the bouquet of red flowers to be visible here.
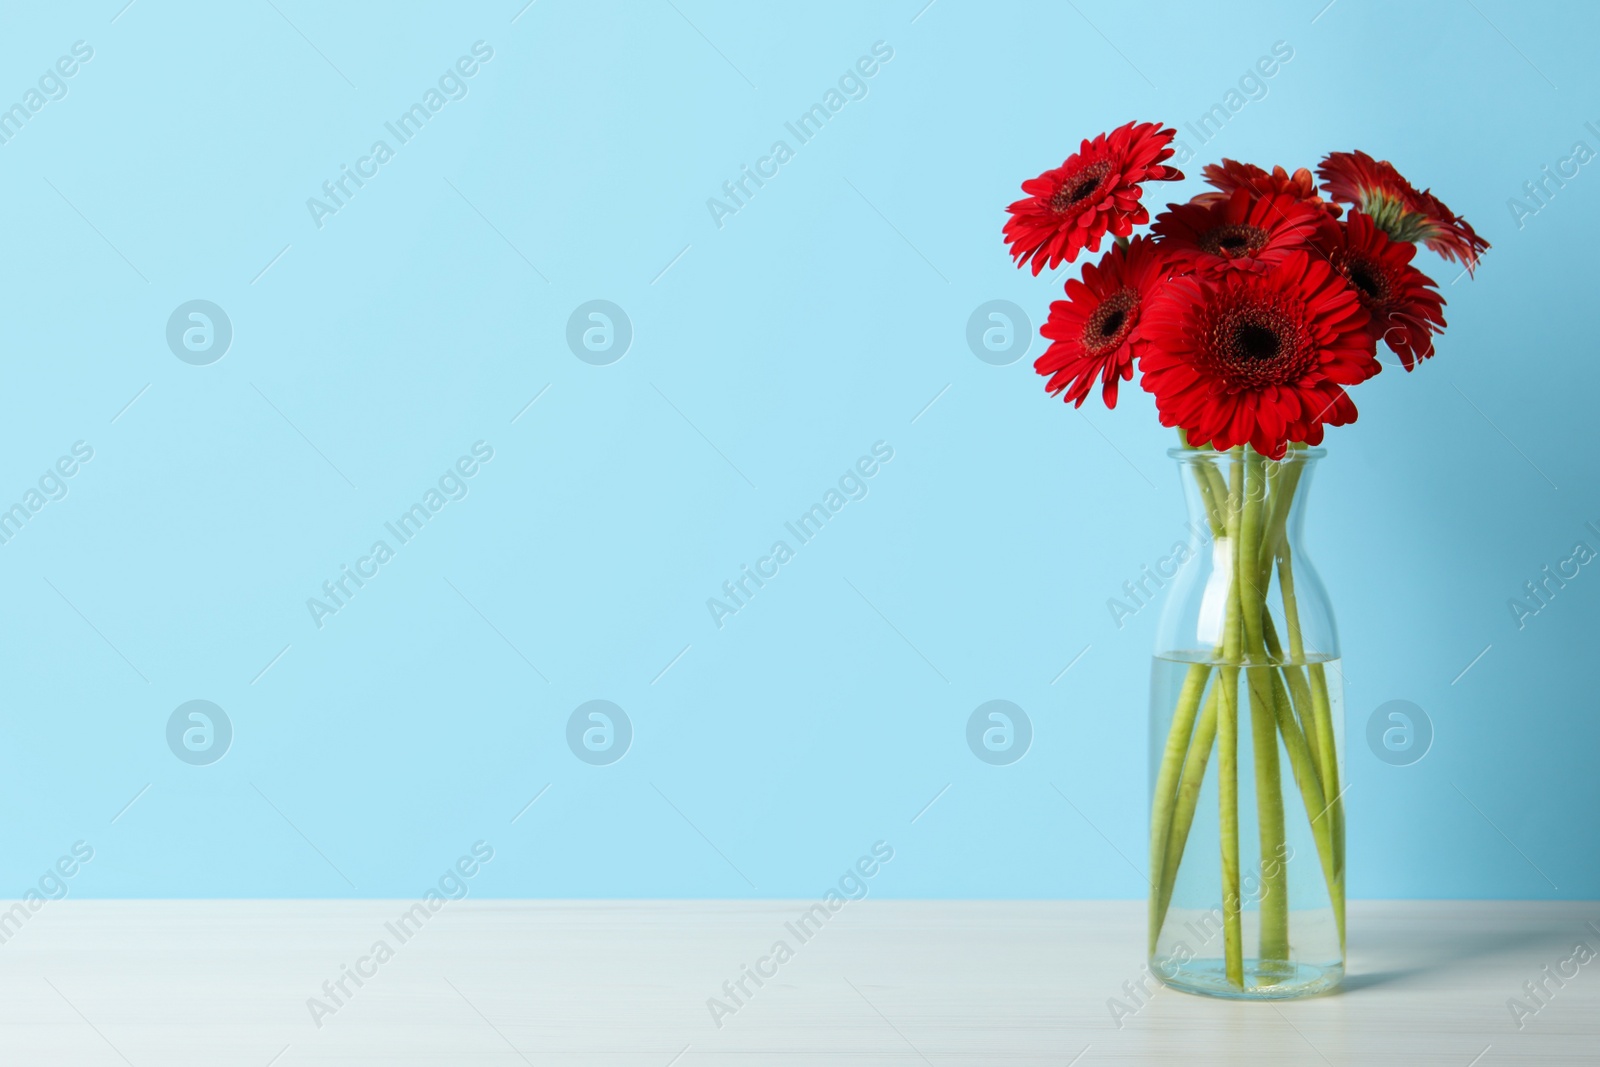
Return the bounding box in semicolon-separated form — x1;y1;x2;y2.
1005;121;1486;457
1004;123;1485;998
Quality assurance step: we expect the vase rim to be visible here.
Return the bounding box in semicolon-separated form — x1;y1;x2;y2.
1165;446;1327;462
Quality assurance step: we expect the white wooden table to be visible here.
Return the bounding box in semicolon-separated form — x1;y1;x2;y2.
0;900;1593;1064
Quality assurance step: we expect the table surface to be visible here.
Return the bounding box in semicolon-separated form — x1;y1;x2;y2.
0;899;1594;1065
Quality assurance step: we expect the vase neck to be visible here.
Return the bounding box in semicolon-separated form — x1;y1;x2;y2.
1157;446;1337;663
1170;447;1321;547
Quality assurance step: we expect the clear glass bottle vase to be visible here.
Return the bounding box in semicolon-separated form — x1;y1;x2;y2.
1148;445;1345;998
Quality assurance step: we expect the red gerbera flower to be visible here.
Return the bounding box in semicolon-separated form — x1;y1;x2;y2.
1035;236;1171;408
1151;189;1329;277
1004;121;1183;275
1194;159;1342;218
1139;252;1376;458
1317;150;1489;275
1317;211;1447;371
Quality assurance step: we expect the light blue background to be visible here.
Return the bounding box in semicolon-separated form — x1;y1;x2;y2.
1;0;1594;900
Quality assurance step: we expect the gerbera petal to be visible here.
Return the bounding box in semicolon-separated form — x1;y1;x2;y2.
1151;190;1326;277
1138;252;1379;455
1318;150;1488;274
1316;210;1448;371
1002;121;1183;273
1034;237;1175;411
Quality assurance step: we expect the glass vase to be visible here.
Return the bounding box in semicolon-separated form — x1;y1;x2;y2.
1147;445;1345;998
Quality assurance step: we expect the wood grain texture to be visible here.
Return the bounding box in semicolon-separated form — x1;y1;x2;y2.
0;900;1594;1064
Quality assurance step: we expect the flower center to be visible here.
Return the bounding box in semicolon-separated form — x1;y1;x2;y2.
1202;300;1313;390
1233;323;1279;360
1339;254;1390;306
1050;162;1110;212
1081;289;1139;353
1200;223;1269;260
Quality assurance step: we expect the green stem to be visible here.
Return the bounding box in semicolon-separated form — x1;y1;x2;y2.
1240;450;1267;650
1153;681;1220;944
1240;451;1288;966
1218;671;1243;986
1307;663;1341;849
1149;662;1210;954
1248;669;1289;965
1276;524;1346;952
1259;560;1346;954
1198;462;1231;542
1257;459;1305;593
1195;469;1224;538
1269;665;1343;952
1261;609;1319;767
1219;451;1244;988
1309;661;1346;950
1278;545;1306;664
